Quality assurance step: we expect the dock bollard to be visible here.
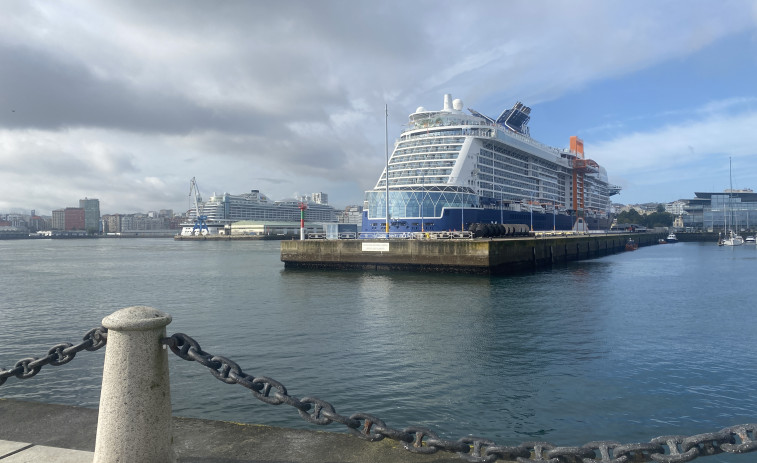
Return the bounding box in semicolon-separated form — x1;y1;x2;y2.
94;306;175;463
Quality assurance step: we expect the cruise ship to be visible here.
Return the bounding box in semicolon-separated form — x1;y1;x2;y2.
362;94;620;234
200;190;337;223
180;188;338;236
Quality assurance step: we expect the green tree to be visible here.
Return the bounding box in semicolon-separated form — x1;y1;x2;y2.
644;211;674;228
616;208;643;225
616;205;674;228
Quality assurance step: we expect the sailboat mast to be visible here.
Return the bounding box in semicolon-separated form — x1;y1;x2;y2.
385;104;389;234
729;157;733;233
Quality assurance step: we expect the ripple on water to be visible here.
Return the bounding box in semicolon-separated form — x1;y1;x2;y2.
1;240;756;459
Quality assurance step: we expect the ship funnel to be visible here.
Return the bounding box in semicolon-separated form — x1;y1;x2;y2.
443;94;452;111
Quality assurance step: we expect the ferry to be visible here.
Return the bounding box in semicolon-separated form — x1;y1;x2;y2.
362;95;620;235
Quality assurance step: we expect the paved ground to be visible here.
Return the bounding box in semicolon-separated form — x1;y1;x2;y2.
0;398;465;462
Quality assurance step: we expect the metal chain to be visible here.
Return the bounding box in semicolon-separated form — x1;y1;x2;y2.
0;326;108;386
162;332;757;463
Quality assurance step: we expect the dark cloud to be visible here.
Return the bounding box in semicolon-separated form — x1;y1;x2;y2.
0;1;755;213
0;43;283;135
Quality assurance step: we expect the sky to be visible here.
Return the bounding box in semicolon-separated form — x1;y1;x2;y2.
1;1;757;216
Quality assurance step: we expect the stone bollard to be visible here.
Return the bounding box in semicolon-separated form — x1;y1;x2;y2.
94;306;175;462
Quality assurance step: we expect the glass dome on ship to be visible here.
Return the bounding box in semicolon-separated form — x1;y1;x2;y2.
362;94;620;234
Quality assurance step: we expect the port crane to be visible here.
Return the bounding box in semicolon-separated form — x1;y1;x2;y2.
189;177;208;235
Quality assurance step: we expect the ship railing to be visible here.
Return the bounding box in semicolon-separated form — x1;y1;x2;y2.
357;232;414;239
357;231;473;240
414;231;473;240
533;230;589;237
401;117;571;161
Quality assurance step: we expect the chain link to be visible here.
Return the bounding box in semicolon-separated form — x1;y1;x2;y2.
0;326;108;386
5;328;754;462
162;332;757;463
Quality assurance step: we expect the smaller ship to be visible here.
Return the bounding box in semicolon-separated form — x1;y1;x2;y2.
625;238;638;251
721;158;744;246
745;235;756;244
722;230;744;246
666;232;678;243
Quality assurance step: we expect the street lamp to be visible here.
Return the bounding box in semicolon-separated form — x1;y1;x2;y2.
529;191;534;232
384;105;389;235
464;168;479;232
497;184;504;225
461;192;465;232
417;170;425;233
552;200;556;231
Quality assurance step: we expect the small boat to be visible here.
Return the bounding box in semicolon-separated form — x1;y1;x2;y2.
722;230;744;246
625;238;638;251
721;158;744;246
745;235;756;244
666;232;677;242
658;238;667;244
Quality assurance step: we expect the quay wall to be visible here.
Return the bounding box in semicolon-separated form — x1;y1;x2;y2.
174;234;287;241
675;232;719;242
280;233;662;274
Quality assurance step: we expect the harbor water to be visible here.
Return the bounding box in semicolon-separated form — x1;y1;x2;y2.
1;238;756;460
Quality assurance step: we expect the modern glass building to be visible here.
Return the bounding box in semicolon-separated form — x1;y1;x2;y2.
682;191;757;231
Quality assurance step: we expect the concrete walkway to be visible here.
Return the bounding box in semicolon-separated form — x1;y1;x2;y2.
0;399;463;462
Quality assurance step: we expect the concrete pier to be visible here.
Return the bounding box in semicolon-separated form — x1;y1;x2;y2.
281;233;661;274
0;399;461;462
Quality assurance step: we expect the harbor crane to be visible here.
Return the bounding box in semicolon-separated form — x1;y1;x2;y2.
189;177;209;235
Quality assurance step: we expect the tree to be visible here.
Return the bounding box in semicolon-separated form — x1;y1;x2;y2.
616;205;674;228
616;208;643;225
644;211;674;228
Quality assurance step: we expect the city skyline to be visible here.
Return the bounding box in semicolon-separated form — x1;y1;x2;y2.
2;1;757;215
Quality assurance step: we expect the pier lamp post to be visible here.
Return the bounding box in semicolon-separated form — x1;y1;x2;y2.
552;200;556;231
416;170;425;233
529;192;534;232
460;198;464;232
463;168;479;232
385;104;389;236
498;184;505;225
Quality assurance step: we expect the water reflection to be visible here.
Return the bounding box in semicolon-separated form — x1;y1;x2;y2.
0;240;756;457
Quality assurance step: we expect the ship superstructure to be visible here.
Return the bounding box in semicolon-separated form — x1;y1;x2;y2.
200;190;337;224
362;94;619;234
180;181;338;236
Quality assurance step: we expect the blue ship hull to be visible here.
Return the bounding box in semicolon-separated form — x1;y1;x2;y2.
361;207;603;234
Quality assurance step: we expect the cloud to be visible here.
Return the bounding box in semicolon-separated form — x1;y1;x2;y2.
0;1;756;214
592;104;757;201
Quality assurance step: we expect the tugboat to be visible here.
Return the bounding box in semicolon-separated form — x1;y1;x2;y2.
666;232;678;243
625;238;638;251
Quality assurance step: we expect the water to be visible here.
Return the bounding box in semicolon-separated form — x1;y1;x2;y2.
1;238;756;460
